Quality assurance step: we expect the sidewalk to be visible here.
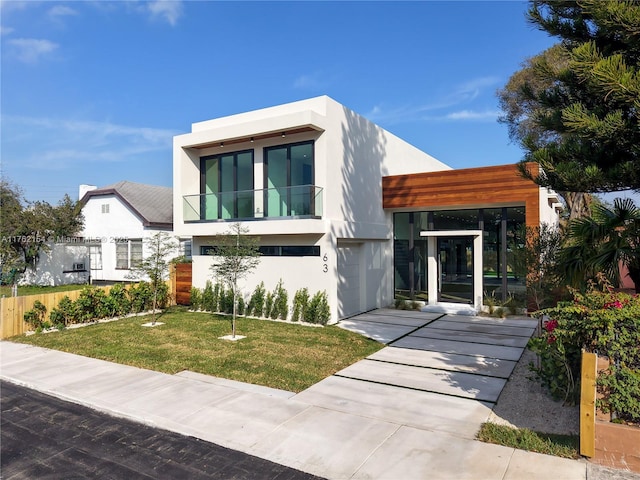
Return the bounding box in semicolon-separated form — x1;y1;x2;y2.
0;337;590;480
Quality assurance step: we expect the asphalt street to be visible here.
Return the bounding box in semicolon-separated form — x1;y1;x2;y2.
1;381;324;480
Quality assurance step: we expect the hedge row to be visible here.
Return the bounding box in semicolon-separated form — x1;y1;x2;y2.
23;282;169;332
190;280;331;325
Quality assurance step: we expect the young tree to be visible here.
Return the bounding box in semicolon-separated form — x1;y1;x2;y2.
498;0;640;194
127;231;177;325
209;223;260;338
0;179;85;284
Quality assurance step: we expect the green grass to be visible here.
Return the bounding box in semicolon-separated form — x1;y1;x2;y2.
0;284;86;297
9;308;383;393
477;422;580;459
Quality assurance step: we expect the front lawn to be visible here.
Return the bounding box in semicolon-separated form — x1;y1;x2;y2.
9;309;382;392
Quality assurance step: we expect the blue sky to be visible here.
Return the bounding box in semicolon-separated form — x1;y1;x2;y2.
1;0;559;204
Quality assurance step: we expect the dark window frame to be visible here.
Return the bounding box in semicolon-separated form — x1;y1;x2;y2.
200;149;255;220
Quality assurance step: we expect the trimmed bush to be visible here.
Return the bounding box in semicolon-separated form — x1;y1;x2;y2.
292;288;309;322
190;287;201;311
24;301;47;329
271;280;288;320
306;291;330;325
247;282;266;318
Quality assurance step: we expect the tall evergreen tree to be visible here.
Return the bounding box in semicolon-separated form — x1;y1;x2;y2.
499;0;640;194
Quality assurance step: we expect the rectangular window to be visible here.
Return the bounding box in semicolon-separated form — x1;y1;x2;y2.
101;204;109;214
200;245;319;257
200;150;254;220
116;240;143;269
89;245;102;270
264;141;314;217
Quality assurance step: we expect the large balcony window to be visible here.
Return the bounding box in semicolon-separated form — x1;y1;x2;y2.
200;150;254;220
184;140;321;222
265;141;314;217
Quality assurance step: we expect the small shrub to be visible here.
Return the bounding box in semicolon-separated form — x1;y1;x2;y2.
155;282;170;309
24;301;47;329
264;291;274;319
307;291;330;325
108;283;131;316
201;281;215;312
75;286;109;322
129;282;152;313
394;298;406;310
271;280;288;320
49;296;77;326
212;282;221;313
292;288;309;322
248;282;266;317
190;287;201;310
221;288;234;314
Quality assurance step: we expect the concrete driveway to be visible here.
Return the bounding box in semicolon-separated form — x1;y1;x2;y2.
296;308;537;440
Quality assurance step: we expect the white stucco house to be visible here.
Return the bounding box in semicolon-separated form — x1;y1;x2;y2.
80;181;189;283
173;96;560;323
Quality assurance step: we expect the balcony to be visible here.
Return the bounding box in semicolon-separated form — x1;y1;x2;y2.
183;185;323;222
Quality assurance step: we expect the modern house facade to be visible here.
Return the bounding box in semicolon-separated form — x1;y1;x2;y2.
173;96;560;322
80;181;188;283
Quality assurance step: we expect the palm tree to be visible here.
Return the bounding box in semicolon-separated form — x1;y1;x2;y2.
559;198;640;293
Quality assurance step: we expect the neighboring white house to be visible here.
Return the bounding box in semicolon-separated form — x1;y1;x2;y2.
80;181;189;283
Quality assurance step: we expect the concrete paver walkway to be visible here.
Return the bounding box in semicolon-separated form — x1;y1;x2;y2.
1;309;591;479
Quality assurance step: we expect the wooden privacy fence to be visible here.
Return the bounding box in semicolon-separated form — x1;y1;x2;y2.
580;350;640;473
171;263;192;306
0;286;113;340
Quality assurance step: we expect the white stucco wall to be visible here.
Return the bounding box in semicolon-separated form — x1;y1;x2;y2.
18;243;89;286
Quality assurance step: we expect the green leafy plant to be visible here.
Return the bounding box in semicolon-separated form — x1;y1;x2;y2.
24;300;47;330
248;282;266;318
264;291;274;320
530;278;640;420
306;291;330;325
190;287;201;311
271;279;288;320
108;283;131;316
201;281;214;312
49;295;77;327
128;282;152;314
292;288;309;322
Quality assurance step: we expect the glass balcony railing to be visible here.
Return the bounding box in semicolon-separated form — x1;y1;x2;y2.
183;185;323;222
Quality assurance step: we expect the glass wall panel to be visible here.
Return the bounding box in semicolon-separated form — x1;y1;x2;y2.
506;206;527;303
203;157;219;220
265;141;315;217
237;151;254;218
266;147;287;216
413;213;429;299
482;208;503;298
290;143;313;215
433;209;479;230
220;155;234;219
200;150;254;220
393;213;410;295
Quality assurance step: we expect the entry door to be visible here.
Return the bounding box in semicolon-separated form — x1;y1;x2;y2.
337;244;362;318
437;236;473;304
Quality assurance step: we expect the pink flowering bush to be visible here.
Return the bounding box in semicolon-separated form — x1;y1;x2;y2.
529;281;640;422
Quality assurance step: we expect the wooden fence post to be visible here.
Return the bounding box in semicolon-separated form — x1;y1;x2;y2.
580;350;597;457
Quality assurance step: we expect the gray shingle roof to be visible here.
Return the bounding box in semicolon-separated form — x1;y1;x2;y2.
82;181;173;228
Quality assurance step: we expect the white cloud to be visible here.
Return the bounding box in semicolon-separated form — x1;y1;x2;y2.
8;38;58;64
445;109;500;121
147;0;183;26
0;25;14;35
366;76;502;124
48;5;78;19
2;115;178;170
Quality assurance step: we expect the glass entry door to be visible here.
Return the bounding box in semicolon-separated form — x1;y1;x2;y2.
437;236;474;304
